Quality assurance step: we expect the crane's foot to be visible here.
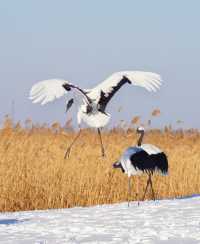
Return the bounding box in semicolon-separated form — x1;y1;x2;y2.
135;193;140;206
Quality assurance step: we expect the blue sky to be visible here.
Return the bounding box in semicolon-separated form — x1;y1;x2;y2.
0;0;200;128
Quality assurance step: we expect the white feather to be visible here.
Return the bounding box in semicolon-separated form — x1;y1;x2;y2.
119;145;164;177
140;144;162;155
120;147;144;176
29;79;69;105
29;70;163;129
78;108;110;128
92;71;162;95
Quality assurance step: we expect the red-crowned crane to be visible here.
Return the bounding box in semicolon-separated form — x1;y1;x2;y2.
113;127;168;206
29;71;162;158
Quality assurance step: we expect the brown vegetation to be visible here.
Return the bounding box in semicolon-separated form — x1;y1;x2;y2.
0;118;200;212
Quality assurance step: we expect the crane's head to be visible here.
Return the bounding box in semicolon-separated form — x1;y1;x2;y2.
63;82;72;91
137;126;145;134
113;161;125;173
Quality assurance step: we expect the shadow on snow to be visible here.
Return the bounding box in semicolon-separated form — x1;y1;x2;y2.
0;218;29;225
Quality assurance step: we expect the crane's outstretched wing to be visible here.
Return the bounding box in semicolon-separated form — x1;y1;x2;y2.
91;71;162;112
29;79;89;105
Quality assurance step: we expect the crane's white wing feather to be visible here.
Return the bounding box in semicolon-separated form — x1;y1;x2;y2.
140;144;162;155
29;79;69;105
94;71;162;94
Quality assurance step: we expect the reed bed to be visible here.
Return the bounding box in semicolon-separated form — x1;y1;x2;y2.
0;120;200;212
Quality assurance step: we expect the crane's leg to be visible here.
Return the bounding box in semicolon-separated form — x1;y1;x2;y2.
136;178;140;206
97;128;105;157
142;176;151;201
128;177;131;207
64;129;82;159
149;174;156;201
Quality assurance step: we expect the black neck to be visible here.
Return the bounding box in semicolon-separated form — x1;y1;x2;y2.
137;131;144;146
70;85;92;104
97;76;131;113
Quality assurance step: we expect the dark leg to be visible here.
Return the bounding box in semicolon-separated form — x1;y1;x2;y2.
128;177;131;207
149;174;156;201
64;129;82;159
97;128;105;157
142;176;151;201
135;177;140;206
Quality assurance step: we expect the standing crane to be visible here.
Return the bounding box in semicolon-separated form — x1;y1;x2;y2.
29;71;162;158
113;127;168;205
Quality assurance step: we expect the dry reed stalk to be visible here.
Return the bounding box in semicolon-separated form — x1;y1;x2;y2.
0;123;200;212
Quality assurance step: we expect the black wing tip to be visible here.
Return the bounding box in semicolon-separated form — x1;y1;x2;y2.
66;98;74;112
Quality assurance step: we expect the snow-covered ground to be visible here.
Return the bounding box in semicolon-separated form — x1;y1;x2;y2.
0;196;200;244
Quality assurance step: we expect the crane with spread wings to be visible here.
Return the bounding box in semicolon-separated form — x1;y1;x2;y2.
29;71;162;158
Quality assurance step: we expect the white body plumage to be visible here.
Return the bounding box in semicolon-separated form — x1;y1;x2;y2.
119;144;165;177
77;108;110;128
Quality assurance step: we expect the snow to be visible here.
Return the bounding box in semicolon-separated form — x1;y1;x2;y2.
0;196;200;244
